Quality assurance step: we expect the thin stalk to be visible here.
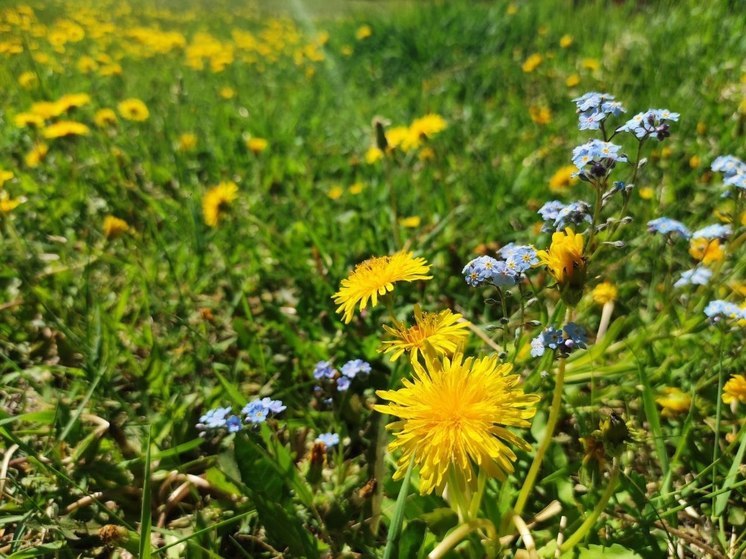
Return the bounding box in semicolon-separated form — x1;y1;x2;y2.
711;331;726;521
561;462;620;551
428;519;497;559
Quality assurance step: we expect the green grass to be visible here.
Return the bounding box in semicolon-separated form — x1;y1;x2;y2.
0;0;745;557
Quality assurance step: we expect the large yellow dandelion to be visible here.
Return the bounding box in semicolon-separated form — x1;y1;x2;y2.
118;98;150;122
374;353;538;495
380;305;469;363
42;120;90;139
537;228;586;287
202;181;238;227
333;251;431;323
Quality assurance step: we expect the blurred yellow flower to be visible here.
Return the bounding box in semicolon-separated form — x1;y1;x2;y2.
178;133;198;152
656;387;691;418
689;154;701;169
341;45;353;57
0;170;14;187
409;113;447;139
219;86;236;99
43;120;90;139
246;137;268;154
696;121;707;135
419;147;435;161
522;53;543;73
202;181;238;227
386;126;410;150
25;143;48;168
380;305;469;363
582;58;600;71
103;215;130;239
348;182;364;195
0;190;24;213
537;228;586;288
118;98;150;121
94;108;117;127
529;105;552;125
559;34;574;48
689;238;724;265
723;374;746;406
31;100;65;119
639;186;655;200
399;216;421;228
565;73;580;87
327;185;344;200
549;165;579;192
14;112;45;127
592;281;618;305
355;25;372;40
18;71;37;88
507;3;518;15
374;353;537;495
333;251;431;323
365;146;384;164
55;93;91;112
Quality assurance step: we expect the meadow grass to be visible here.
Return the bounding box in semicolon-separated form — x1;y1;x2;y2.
0;0;745;557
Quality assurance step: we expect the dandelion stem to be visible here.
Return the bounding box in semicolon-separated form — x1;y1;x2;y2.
561;461;620;551
427;518;497;559
711;331;726;521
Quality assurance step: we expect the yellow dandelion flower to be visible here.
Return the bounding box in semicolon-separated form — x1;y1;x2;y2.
365;146;384;164
117;98;150;121
639;186;655;200
522;53;543;73
419;147;435;161
592;281;618;305
348;182;364;195
0;170;14;187
582;57;600;71
409;114;447;140
327;185;344;200
14;112;45;127
549;165;579;192
333;251;432;323
696;121;707;135
202;181;238;227
31;100;65;119
566;73;581;88
355;25;372;40
94;108;118;128
374;353;538;495
341;45;353;57
506;3;518;15
178;132;198;152
656;387;691;418
103;215;130;239
25;143;48;168
723;374;746;406
219;86;236;99
399;215;421;228
689;238;724;265
559;34;574;48
536;227;586;292
42;120;90;139
689;154;701;169
529;105;552;125
54;92;91;113
0;190;24;213
380;305;469;363
18;70;37;88
386;126;411;151
246;137;268;154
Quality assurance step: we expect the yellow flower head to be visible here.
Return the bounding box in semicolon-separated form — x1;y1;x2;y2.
14;112;45;128
117;98;150;121
333;251;432;323
566;74;580;88
103;215;130;239
31;100;65;119
202;181;238;227
42;120;90;139
689;237;724;265
380;305;470;363
399;215;421;228
327;185;344;200
549;165;579;193
348;182;364;195
25;143;48;168
529;105;552;125
582;57;600;71
522;53;543;73
559;34;574;48
355;25;372;40
246;137;268;154
536;228;586;296
54;92;91;113
18;71;37;88
409;114;447;141
592;281;618;305
219;86;236;99
374;353;538;495
94;108;118;128
365;146;384;164
723;374;746;406
0;170;14;187
655;387;691;418
178;132;198;152
0;190;24;213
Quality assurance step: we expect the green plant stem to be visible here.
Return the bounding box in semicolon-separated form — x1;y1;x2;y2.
561;462;620;551
428;519;497;559
711;331;726;521
513;356;566;517
382;456;415;559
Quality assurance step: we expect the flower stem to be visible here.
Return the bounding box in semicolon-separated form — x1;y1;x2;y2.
427;519;497;559
561;462;620;551
513;355;566;516
711;331;726;521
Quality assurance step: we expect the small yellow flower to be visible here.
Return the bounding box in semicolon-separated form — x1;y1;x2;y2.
638;186;655;200
696;121;707;135
689;154;701;169
409;114;447;139
355;25;372;40
549;165;579;192
656;387;691;418
380;305;469;363
219;86;236;99
0;190;24;213
565;73;581;88
365;146;384;164
333;251;431;323
689;238;724;265
522;53;543;73
94;108;118;127
117;98;150;121
723;374;746;406
399;216;421;228
178;132;198;152
18;70;37;88
103;215;130;239
31;100;65;119
536;228;586;295
582;58;600;71
42;120;90;139
0;170;14;187
386;126;410;151
341;45;353;57
327;185;344;200
14;112;45;127
559;34;574;48
348;182;364;195
202;181;238;227
54;93;91;113
592;282;618;305
418;147;435;161
25;143;48;168
374;353;537;495
246;137;268;154
507;3;518;15
529;105;552;125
